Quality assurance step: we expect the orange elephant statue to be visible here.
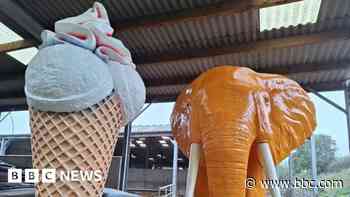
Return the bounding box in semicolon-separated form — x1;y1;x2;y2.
171;66;316;197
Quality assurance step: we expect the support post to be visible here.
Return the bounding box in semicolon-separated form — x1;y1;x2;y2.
171;140;178;197
287;154;294;197
310;136;318;196
0;138;6;156
119;123;132;191
344;80;350;152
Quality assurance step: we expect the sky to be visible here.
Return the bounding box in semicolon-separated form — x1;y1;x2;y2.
0;91;349;157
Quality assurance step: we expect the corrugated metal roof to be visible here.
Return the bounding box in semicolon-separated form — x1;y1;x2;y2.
0;54;25;74
289;68;350;85
147;85;187;100
318;0;350;21
119;10;259;57
106;0;224;21
138;36;350;78
1;0;350;106
14;0;225;28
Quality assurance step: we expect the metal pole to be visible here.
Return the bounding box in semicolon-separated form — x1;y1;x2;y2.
118;104;151;190
119;123;132;191
344;80;350;152
171;139;178;197
0;138;5;156
287;154;293;197
310;136;318;196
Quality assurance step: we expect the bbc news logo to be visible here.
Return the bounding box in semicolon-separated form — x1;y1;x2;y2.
8;168;103;183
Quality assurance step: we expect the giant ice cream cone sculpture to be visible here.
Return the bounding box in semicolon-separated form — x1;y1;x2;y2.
30;95;123;196
25;3;145;196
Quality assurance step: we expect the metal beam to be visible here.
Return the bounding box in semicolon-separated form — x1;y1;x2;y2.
308;88;346;114
0;54;26;74
0;72;345;107
260;61;350;75
0;97;27;112
304;80;344;92
0;0;43;42
115;0;301;32
135;30;350;65
0;40;36;53
146;94;181;103
146;80;345;103
144;60;350;87
0;75;25;94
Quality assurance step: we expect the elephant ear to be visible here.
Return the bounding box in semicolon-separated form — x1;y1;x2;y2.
171;75;205;157
171;86;194;157
256;74;317;164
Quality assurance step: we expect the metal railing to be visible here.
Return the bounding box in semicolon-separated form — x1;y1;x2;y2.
158;184;174;197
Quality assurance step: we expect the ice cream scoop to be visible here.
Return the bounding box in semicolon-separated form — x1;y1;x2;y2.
25;2;145;124
25;42;114;112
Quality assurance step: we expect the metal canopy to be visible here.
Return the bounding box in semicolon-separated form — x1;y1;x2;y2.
0;0;349;111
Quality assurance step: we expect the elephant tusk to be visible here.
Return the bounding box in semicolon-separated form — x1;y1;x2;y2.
258;143;282;197
185;143;201;197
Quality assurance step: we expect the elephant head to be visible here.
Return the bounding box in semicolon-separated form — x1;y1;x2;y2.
171;66;316;197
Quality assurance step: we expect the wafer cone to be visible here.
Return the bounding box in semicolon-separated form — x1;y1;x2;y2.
30;94;124;197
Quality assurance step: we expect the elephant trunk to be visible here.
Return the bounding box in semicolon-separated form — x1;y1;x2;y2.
201;111;257;197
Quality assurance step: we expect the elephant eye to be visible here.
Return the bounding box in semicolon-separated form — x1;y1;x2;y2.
262;93;270;104
264;96;268;103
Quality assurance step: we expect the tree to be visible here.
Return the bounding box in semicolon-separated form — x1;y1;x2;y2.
292;134;336;175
